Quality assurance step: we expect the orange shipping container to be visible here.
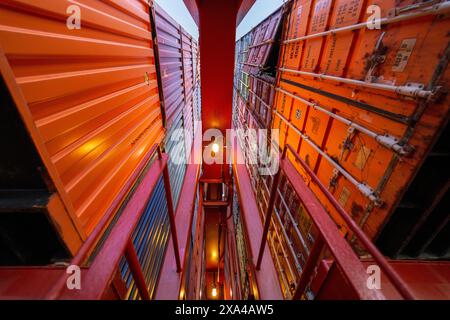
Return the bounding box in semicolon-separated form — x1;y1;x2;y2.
0;0;165;251
275;0;450;246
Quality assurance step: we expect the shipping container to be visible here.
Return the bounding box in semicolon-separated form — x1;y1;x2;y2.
0;0;165;259
277;0;450;252
116;4;200;299
153;3;200;133
152;3;199;206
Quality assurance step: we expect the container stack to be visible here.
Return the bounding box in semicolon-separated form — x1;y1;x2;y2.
118;4;201;299
154;3;200;198
0;0;166;266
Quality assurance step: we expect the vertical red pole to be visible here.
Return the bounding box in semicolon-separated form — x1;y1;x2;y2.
195;183;205;299
125;240;151;300
292;236;325;300
256;169;281;270
198;0;241;180
159;148;182;273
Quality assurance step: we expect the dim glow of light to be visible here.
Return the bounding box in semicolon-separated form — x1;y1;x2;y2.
211;287;217;298
212;143;220;154
81;140;98;155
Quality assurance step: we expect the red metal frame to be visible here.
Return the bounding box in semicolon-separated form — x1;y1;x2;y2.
61;153;170;299
183;0;256;27
198;0;240;179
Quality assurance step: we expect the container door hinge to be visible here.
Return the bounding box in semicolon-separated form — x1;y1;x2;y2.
396;82;442;100
357;184;383;207
375;134;415;156
396;82;431;99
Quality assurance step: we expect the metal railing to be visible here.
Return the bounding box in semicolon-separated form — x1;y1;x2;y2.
255;143;416;300
46;144;181;300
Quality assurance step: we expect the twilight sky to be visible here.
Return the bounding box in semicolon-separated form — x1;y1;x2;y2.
154;0;285;40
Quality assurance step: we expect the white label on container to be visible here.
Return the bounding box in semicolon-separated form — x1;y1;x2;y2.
392;39;416;72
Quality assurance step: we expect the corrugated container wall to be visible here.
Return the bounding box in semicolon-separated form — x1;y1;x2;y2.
0;1;165;255
153;3;200;203
117;4;200;299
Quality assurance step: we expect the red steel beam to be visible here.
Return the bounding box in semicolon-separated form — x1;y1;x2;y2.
292;236;325;299
184;0;256;180
197;0;241;180
183;0;256;27
236;0;257;26
198;0;241;132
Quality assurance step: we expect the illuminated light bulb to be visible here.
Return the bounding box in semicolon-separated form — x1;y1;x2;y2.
212;143;220;154
211;286;217;298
